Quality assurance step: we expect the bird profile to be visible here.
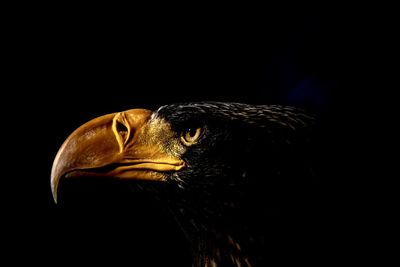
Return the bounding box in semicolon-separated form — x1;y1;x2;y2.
51;102;318;266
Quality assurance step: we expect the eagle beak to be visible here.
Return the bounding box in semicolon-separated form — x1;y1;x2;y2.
51;109;185;203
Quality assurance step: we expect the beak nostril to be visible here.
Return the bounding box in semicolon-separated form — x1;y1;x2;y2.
117;121;129;141
112;113;132;152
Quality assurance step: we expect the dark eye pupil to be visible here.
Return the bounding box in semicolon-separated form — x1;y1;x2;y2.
188;128;196;137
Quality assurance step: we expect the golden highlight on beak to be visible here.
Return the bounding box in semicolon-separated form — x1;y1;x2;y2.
51;109;185;203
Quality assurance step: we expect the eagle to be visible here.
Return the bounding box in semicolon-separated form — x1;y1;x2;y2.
51;102;319;267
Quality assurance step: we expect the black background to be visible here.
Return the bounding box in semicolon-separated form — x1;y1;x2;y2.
4;6;379;266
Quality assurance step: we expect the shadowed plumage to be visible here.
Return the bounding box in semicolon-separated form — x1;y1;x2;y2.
51;102;318;267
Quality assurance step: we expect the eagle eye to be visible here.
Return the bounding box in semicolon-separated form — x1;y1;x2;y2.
181;127;202;146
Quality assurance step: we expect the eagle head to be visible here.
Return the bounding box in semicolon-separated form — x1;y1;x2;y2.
51;102;315;266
